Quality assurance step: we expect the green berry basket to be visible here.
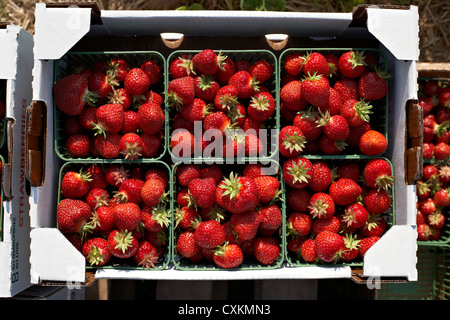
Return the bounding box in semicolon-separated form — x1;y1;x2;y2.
284;156;396;268
53;51;168;163
57;160;172;271
279;48;389;158
166;49;279;164
171;159;285;271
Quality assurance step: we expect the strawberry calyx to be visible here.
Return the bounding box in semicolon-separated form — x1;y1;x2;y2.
308;198;330;219
216;50;228;71
219;172;242;200
286;161;312;185
152;204;172;229
197;75;216;91
348;50;367;69
203;204;227;222
353;99;373;123
137;249;159;269
281;130;306;154
375;174;394;191
177;56;196;76
373;66;392;80
83;90;100;107
213;241;230;257
218;93;240;111
91;122;108;138
298;106;319;121
112;229;136;254
86;245;107;266
363;214;384;232
120;141;143;160
302;71;324;83
342;233;360;252
249;93;272;112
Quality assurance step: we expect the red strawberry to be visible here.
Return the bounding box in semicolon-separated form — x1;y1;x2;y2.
171;129;195;158
308;192;335;220
121;110;139;133
364;188;391;214
133;241;159;268
302;52;329;77
427;211;445;229
301;73;330;108
114;178;145;204
312;216;340;234
175;206;200;230
293;108;323;142
192;49;226;76
319;135;347;155
79;106;98;130
230;209;261;240
92;205;115;232
82;238;111;266
287;212;312;237
359;130;387;156
341;233;360;262
65;134;91;158
141;178;166;208
140;132;162;158
434;142;450;160
340;99;373;127
280;80;308;111
282;156;313;189
53;73;98;116
338;51;366;78
140;59;161;84
63;115;84;135
107;58;130;81
314;231;345;263
438;86;450;107
309;161;332;192
94;133;122;159
359;68;390;100
301;238;318;262
336;161;361;183
329;178;362;206
176;164;202;187
93;103;124;136
432;188;450;207
105;164;129;188
316;111;349;141
363;158;393;191
112;202;142;231
228;70;259;99
320;87;344;116
254;175;280;203
286;188;310;212
193;75;220;102
342;203;369;229
278;125;306;158
203;111;232;134
214;85;239;111
324;53;339;78
188;178;217;208
417;223;431;241
180;98;210;123
119;133;143;160
177;229;202;259
194;219;225;249
141;205;171;233
359;236;380;258
360;214;386;238
259;204;282;233
167;76;195;107
334;78;360;102
57;198;93;235
420;198;436;216
247;91;275;122
216;173;260;214
253;236;280;265
170;55;195;79
418;97;435;117
215;57;236;85
85;188;109;209
287;235;306;254
88;71;115;99
124;68;151;96
284;53;305;75
137;102;165;135
346;122;371;148
107;229;139;259
61;170;92;198
213;242;243;269
249;60;273;84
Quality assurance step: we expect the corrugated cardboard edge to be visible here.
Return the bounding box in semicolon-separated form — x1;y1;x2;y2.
417;62;450;79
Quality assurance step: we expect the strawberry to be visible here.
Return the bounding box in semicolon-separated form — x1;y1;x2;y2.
254;175;280;203
91;205;115;232
253;236;280;265
287;212;312;237
286;188;310;212
78;106;98;130
112;202;142;231
177;229;202;259
302;52;329;77
167;76;195;107
363;158;394;191
61;170;92;198
140;132;162;158
230;209;261;240
249;60;273;84
346;122;371;148
63;115;84;135
121;110;139;133
65;134;91;158
301;238;318;262
193;75;220;102
342;203;369;229
53;73;98;116
419;97;435;117
203;111;233;134
170;55;195;79
141;205;171;233
359;130;387;156
280;80;308;111
171;129;195;158
107;229;139;259
282;156;313;189
57;198;93;235
259;204;282;233
214;85;239;111
114;178;145;204
194;219;225;249
200;165;223;185
192;49;226;76
82;238;111;266
358;68;390;100
364;188;391;214
301;73;330;108
284;53;305;75
216;172;260;214
334;78;360;102
94;133;122;159
359;236;380;258
213;242;243;269
320;87;344;116
432;188;450;207
247;91;275;122
88;71;115;99
124;68;151;96
316;111;349;141
180;98;210;123
188;177;217;208
85;188;109;209
107;57;130;82
176;164;202;187
133;241;159;268
105;164;129;188
141;178;166;208
336;161;361;183
312;216;340;234
308;192;335;220
340;99;373;127
215;57;236;85
293;108;322;142
314;231;345;263
319;136;347;155
308;161;332;192
118;133;143;160
324;53;339;78
360;214;386;238
434;142;450;160
175;206;200;229
338;51;366;78
287;235;306;254
278;125;306;158
329;178;362;206
427;211;445;229
140;59;161;84
341;233;360;262
417;223;431;241
438;86;450;107
228;70;259;99
420;198;436;216
92;103;124;136
137;102;165;135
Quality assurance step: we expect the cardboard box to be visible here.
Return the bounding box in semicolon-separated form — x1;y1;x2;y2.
27;2;420;285
0;23;34;298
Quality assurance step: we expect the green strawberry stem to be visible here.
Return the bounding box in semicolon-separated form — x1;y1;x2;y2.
354;99;373;123
219;172;242;200
86;245;106;266
152;204;171;229
287;161;311;185
349;51;367;69
282;130;306;154
113;229;135;254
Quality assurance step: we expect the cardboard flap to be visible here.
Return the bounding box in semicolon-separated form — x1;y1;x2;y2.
2;118;14;200
405;100;423;185
26;100;46;187
417;62;450;79
0;25;20;80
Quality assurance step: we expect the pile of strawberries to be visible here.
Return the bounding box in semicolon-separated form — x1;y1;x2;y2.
167;49;276;159
285;157;393;263
53;55;165;160
416;163;449;241
419;79;450;160
279;50;388;157
57;163;171;268
174;163;283;269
